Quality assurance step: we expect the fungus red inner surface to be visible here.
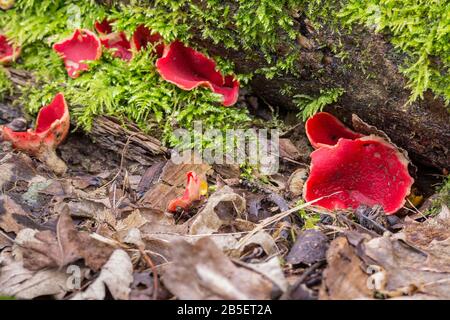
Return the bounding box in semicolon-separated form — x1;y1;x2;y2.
303;136;413;214
305;112;363;148
35;93;67;134
0;34;20;63
156;41;239;106
100;32;132;61
53;29;102;78
0;35;14;57
94;19;113;35
132;25;164;57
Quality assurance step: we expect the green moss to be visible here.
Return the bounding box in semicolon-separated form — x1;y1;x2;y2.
339;0;450;105
295;87;345;121
0;67;13;101
425;176;450;216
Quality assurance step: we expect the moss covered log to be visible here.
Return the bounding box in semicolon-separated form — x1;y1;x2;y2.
0;0;449;169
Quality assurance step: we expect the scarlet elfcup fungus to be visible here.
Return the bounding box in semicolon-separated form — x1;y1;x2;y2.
156;41;239;106
94;18;113;35
305;112;363;148
0;34;20;65
303;136;414;214
131;25;164;57
167;171;208;212
94;19;132;61
100;32;132;61
0;93;70;175
53;29;102;78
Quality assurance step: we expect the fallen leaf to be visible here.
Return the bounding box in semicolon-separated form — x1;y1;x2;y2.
189;186;246;235
162;237;273;300
319;237;372;300
71;249;133;300
19;211;114;271
241;257;288;293
0;195;44;234
0;248;72;299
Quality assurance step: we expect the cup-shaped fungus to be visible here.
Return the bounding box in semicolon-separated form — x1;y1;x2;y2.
156;41;239;106
1;93;70;175
0;34;20;65
303;136;414;214
131;25;164;57
94;18;113;35
305;112;363;148
167;171;208;212
100;32;132;61
53;29;102;78
94;19;132;61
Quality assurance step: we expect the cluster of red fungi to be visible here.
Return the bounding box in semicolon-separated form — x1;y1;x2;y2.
0;20;240;174
0;25;414;215
51;20;239;107
303;112;414;215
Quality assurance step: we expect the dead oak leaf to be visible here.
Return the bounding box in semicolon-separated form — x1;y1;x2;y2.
20;211;114;271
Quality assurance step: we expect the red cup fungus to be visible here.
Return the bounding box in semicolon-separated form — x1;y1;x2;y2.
0;34;20;65
53;29;102;78
167;171;208;212
94;18;113;35
305;112;363;148
131;25;165;57
303;135;414;214
156;41;239;106
0;93;70;175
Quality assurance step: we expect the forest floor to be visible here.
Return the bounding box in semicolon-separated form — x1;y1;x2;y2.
1;102;449;300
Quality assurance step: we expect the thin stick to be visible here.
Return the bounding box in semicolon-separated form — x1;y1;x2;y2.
138;247;159;300
238;192;341;247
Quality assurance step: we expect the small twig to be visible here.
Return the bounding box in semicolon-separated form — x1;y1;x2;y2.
238;192;341;247
98;133;138;191
138;247;159;300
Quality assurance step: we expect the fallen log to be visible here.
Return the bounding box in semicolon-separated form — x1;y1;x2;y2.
189;16;449;169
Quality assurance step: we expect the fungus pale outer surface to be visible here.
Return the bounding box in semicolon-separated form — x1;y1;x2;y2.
131;25;164;57
53;29;102;78
1;93;70;174
303;136;414;214
305;112;363;148
0;34;20;65
156;41;239;106
167;171;208;212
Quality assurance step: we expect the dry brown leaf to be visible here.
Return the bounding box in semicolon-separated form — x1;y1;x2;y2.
71;249;133;300
189;186;246;235
19;211;114;271
0;195;43;234
162;238;273;300
319;237;372;300
0;249;72;299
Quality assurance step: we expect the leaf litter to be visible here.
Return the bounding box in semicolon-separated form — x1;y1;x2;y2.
0;116;449;300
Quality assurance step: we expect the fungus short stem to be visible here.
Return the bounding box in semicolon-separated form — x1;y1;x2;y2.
38;148;67;175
